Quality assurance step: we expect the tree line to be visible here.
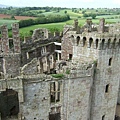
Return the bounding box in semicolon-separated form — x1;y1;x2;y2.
0;7;68;17
19;14;70;28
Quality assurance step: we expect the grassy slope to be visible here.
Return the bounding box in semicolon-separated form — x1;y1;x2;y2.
0;19;19;29
0;9;120;37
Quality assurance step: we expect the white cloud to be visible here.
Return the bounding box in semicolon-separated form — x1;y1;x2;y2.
0;0;119;8
113;0;120;4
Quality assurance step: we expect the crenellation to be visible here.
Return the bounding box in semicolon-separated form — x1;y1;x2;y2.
12;23;21;53
70;33;120;51
1;25;9;54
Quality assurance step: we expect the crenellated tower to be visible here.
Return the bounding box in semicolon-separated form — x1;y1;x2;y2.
0;23;21;78
69;19;120;120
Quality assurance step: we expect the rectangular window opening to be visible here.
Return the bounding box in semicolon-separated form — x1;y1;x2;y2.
105;84;109;93
49;107;61;120
108;57;112;66
9;39;14;50
69;54;72;60
50;82;61;103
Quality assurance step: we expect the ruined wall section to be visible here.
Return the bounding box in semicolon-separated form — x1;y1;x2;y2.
4;54;21;77
32;28;49;41
12;23;21;53
0;78;24;103
61;31;76;60
20;76;51;120
0;25;9;53
20;58;38;75
62;63;94;120
0;23;21;77
21;38;57;66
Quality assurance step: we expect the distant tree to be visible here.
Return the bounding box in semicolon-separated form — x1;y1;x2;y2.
57;8;60;12
10;15;15;20
74;10;78;13
64;11;67;14
83;13;88;17
72;8;74;12
90;13;96;19
82;10;86;14
96;10;98;12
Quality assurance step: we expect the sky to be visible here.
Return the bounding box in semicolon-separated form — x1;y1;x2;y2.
0;0;120;8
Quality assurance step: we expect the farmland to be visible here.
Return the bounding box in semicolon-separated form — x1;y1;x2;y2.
0;14;36;29
0;14;36;20
0;7;120;38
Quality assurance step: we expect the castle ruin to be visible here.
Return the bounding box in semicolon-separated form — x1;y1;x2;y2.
0;19;120;120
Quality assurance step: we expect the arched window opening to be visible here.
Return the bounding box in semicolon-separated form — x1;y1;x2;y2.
113;38;116;48
96;39;99;49
108;39;111;48
83;37;86;47
108;57;112;66
77;36;80;46
102;39;105;49
105;84;109;93
71;35;74;39
89;38;93;48
119;39;120;47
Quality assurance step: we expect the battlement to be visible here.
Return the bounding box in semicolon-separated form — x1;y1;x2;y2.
0;23;21;54
70;32;120;50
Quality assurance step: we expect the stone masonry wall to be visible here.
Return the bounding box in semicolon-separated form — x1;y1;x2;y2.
0;78;24;103
20;77;50;120
91;48;120;120
70;31;120;120
61;32;73;60
62;76;93;120
4;54;21;77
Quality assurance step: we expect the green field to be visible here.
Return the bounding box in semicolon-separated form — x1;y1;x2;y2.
0;8;120;38
0;19;19;29
18;17;119;38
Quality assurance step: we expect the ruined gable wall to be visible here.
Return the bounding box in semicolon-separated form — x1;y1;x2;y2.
20;58;38;75
61;33;73;60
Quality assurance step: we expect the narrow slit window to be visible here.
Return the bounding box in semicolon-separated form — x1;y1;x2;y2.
9;39;14;50
96;39;99;49
102;115;105;120
105;84;109;93
108;57;112;66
